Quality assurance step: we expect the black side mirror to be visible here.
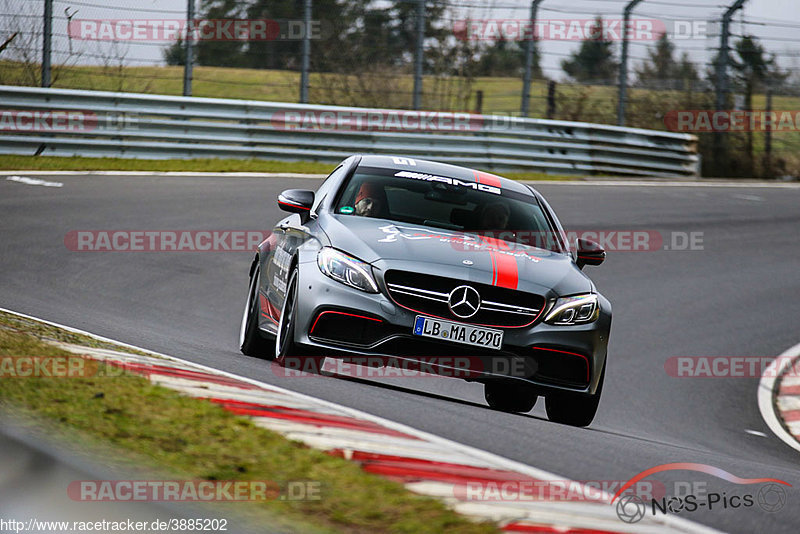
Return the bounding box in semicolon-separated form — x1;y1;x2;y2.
575;238;605;269
278;189;315;222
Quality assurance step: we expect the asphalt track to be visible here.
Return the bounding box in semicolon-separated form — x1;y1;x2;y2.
2;172;800;533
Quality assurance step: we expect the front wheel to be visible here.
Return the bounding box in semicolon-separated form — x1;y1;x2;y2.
239;265;274;358
545;365;604;427
274;267;326;373
275;268;300;364
484;381;537;413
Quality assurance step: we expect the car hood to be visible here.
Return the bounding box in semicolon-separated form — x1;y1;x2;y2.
319;214;593;296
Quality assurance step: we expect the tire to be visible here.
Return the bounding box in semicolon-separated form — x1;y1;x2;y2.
545;364;604;427
239;265;274;358
274;267;327;374
484;381;538;413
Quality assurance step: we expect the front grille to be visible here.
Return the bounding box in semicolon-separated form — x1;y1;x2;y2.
384;270;545;328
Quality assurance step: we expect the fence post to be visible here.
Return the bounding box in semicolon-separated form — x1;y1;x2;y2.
546;81;556;119
520;0;543;117
714;0;747;160
413;0;425;110
300;0;311;103
617;0;643;126
474;90;483;114
42;0;53;87
763;87;773;178
183;0;195;97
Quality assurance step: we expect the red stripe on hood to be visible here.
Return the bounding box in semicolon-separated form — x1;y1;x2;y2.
478;236;518;289
492;251;519;290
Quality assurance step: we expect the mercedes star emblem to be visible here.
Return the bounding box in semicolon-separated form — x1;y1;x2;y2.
448;285;481;319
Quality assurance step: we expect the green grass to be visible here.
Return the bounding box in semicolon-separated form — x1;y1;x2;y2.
0;60;570;115
0;312;497;534
0;155;332;173
0;311;157;360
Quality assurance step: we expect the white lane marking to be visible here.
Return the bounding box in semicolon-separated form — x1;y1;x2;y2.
6;175;63;187
0;170;326;179
0;306;720;534
732;194;764;201
745;429;768;437
758;341;800;454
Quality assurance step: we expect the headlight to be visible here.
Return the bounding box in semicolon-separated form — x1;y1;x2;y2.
545;294;599;325
317;248;379;293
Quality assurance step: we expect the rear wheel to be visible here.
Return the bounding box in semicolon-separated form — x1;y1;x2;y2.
545;364;604;427
239;265;274;358
484;381;538;413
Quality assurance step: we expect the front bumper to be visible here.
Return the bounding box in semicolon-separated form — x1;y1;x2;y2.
293;261;611;395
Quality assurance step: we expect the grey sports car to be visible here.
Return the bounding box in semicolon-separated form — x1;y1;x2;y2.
240;155;611;426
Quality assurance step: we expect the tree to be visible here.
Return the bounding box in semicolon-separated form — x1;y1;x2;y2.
473;37;534;77
730;36;787;175
705;35;788;175
327;1;449;72
635;33;698;90
163;0;355;71
163;37;184;66
561;16;617;84
169;0;450;73
706;35;786;97
675;52;700;89
731;35;786;93
196;0;250;69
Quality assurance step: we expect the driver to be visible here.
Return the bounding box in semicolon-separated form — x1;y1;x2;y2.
354;182;388;218
479;201;510;231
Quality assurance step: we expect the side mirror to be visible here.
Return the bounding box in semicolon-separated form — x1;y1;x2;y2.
575;238;605;269
277;189;315;221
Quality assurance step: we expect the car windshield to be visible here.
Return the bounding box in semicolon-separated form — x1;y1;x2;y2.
333;167;563;251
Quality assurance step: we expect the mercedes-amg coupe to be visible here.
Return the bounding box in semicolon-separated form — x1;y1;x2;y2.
240;155;611;426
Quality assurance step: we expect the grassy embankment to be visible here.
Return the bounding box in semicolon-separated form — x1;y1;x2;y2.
0;311;497;534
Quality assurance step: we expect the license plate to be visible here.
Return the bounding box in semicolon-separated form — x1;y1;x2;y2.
413;316;503;350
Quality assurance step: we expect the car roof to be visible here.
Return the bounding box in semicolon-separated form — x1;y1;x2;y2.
355;155;534;197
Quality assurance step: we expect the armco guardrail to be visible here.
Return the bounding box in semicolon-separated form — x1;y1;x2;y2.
0;85;699;176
